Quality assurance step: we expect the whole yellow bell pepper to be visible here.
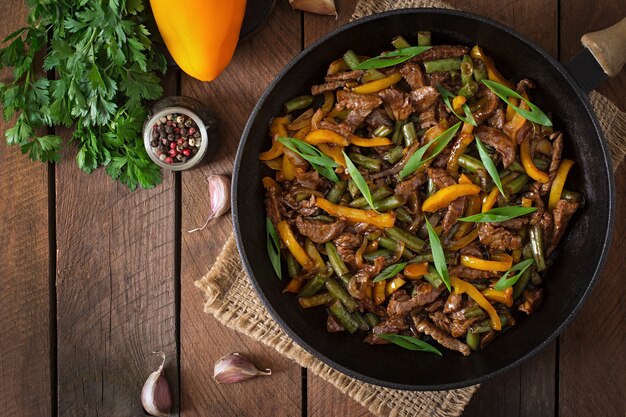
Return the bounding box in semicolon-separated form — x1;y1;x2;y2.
150;0;247;81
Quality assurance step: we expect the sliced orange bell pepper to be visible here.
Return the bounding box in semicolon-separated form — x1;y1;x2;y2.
374;281;386;305
385;276;406;297
447;228;479;251
451;276;502;330
521;135;549;183
305;239;326;270
447;133;475;174
548;159;574;210
258;141;284;161
458;173;473;185
327;58;349;75
262;176;281;190
503;96;529;139
283;277;304;293
461;254;512;272
352;72;402;94
259;117;290;160
481;187;500;212
270;117;291;136
482;287;513;308
316;143;346;167
304;129;349;146
521;197;533;208
424;120;449;144
281;152;297;181
452;95;466;114
316;197;396;229
293;126;312;140
470;45;515;89
404;262;429;279
349;135;392;147
277;220;315;271
422;184;481;213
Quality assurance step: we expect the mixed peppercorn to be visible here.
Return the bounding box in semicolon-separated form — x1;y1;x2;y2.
150;113;202;164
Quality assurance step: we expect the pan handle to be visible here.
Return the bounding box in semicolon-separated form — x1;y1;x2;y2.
565;17;626;93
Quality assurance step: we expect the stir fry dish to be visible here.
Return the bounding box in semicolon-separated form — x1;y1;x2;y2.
260;33;582;356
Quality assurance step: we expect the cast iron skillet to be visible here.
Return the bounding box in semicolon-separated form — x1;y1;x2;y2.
232;9;619;390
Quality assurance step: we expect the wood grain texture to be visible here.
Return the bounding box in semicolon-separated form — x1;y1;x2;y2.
178;3;303;416
0;1;51;416
54;72;179;417
558;2;626;416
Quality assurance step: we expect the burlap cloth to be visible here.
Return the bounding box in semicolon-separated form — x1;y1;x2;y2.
195;1;626;416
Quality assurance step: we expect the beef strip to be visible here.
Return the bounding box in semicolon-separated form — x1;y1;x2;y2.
296;196;319;217
327;314;345;332
412;314;471;356
336;90;382;111
265;187;282;225
318;120;353;137
411;45;469;62
459;242;484;258
410;86;440;112
499;217;529;230
449;316;481;338
394;172;426;200
294;170;328;190
333;232;361;269
547;199;579;255
379;88;413;121
541;132;564;194
475;126;516;168
311;81;346;95
400;61;426;89
386;284;445;317
427;167;456;189
324;70;364;82
444;293;463;313
471;86;499;125
478;223;523;251
419;105;437;129
365;108;393;129
295;216;346;244
449;264;496;279
427;71;450;87
518;288;543;315
442;197;466;233
372;316;409;335
487;108;505;129
345;108;373;130
429;311;451;333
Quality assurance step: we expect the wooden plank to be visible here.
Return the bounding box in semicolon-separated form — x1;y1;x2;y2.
558;2;626;416
55;72;180;416
178;3;303;416
0;1;52;416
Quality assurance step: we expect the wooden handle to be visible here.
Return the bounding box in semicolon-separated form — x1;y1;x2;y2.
581;17;626;77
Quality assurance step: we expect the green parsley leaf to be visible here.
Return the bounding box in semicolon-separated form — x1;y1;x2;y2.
494;259;534;290
482;79;552;126
424;217;451;291
475;136;505;197
377;334;442;355
355;46;432;70
458;206;538;223
399;122;461;179
372;262;408;283
266;217;282;280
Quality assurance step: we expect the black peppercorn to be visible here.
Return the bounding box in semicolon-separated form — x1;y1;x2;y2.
165;126;173;134
167;133;174;141
150;139;158;147
180;128;187;136
193;131;201;138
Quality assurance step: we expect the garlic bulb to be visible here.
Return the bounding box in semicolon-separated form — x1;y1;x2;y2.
213;353;271;384
289;0;338;16
141;352;172;417
188;175;231;233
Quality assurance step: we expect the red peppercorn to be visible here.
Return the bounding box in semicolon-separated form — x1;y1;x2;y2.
177;138;184;144
165;157;173;164
169;149;178;157
188;127;196;135
182;148;191;157
170;142;177;149
174;128;180;133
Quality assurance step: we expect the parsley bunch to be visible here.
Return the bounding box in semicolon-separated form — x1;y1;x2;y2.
0;0;167;189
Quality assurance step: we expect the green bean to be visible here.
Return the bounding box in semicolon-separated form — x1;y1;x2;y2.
402;121;418;146
513;267;532;300
364;312;380;327
378;236;415;259
417;31;431;46
466;332;480;351
347;152;381;172
338;191;351;206
504;174;529;197
458;154;485;172
330;109;351;121
362;69;386;83
350;186;392;208
374;124;393;137
348;179;360;199
392;120;405;145
464;305;486;319
326;180;347;203
508;159;525;173
473;60;487;82
395;206;414;223
373;195;406;211
457;80;478;98
498;314;509;327
343;50;361;70
408;252;457;265
427;178;437;196
298;272;330;298
469;319;492;334
325;278;360;312
533;157;550;171
392;35;411;49
424;58;462;73
385;226;425;252
352;312;371;331
329;301;359;334
530;270;542;285
383;146;404;164
562;189;585;205
423;265;443;288
363;249;393;261
460;55;473;85
287;253;300;278
325;242;350;284
298;292;334;308
284;95;314;113
304;215;335;222
449;69;461;85
529;224;546;272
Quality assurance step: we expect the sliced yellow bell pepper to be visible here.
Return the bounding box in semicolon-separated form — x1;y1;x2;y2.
374;281;386;305
352;72;402;94
458;173;473;185
461;254;512;272
259;117;290;160
447;228;479;251
262;176;281;190
521;135;549;183
270;117;291;136
281;152;297;181
316;143;346;167
349;135;392;147
404;262;429;279
548;159;574;210
451;276;502;330
422;184;481;213
305;239;326;270
470;45;515;89
482;287;513;308
424;120;449;143
277;220;315;271
322;91;335;113
386;276;406;297
452;95;466;114
293;126;312;140
304;129;349;146
503;96;529;139
316;197;396;229
258;141;284;161
327;58;349;75
481;187;500;212
283;277;304;294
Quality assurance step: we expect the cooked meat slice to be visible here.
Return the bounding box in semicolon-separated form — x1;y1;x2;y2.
394;172;426;200
516;78;535;95
295;216;346;244
345;108;373;130
311;81;346;95
442;197;466;233
471;86;499;125
294;170;328;190
541;132;564;194
475;126;516;168
449;316;481;338
348;269;373;300
324;70;364;82
318;120;353;137
412;315;471;356
387;283;444;317
370;142;420;179
372;316;409;335
547;199;579;255
432;148;452;169
448;264;496;279
478;223;523;251
518;288;543;315
425;297;445;313
499;217;528;230
444;293;463;313
400;62;426;89
365;108;393;129
410;86;440;112
419;105;437;129
427;71;450;87
427;167;456;189
429;311;451;333
265;186;282;225
296;196;319;217
336;90;382;111
379;88;413;121
364;333;391;345
487;108;505;129
333;232;361;269
327;314;345;332
411;45;469;62
459;242;484;258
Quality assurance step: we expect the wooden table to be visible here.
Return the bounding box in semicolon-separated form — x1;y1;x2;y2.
1;0;624;416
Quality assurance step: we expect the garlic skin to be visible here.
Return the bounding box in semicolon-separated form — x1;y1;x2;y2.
214;353;272;384
289;0;338;16
141;352;172;417
188;175;231;233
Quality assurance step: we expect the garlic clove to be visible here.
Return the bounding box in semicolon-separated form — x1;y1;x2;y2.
141;352;172;417
213;352;271;384
289;0;338;16
188;174;231;233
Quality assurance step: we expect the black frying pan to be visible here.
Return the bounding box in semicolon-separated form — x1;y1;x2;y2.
232;9;621;390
